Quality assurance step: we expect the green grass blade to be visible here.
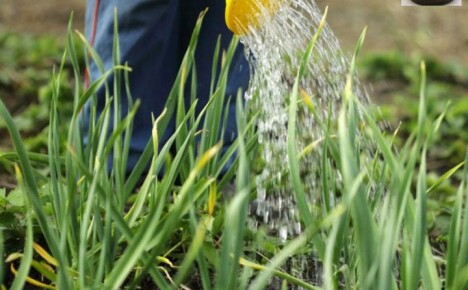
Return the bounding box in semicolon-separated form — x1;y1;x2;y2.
111;8;127;210
209;36;222;97
0;99;73;288
0;228;3;287
248;232;316;290
456;150;468;278
78;97;113;288
175;63;191;180
406;147;427;290
453;266;468;290
66;16;83;111
240;257;320;290
216;189;249;290
416;62;427;147
73;66;130;116
446;172;464;289
9;171;33;290
173;222;207;287
215;93;249;290
405;197;441;290
0;152;64;167
287;5;328;235
339;101;376;289
426;161;465;194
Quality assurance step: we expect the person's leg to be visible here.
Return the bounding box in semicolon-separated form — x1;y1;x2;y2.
84;0;249;173
84;0;181;171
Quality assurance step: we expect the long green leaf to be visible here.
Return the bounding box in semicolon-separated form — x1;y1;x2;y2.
287;5;328;239
9;169;34;290
406;147;427;290
0;98;72;289
456;150;468;279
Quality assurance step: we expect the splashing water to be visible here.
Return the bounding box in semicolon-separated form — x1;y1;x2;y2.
240;0;369;240
236;0;375;286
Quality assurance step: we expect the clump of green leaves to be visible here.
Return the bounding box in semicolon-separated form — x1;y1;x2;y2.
361;51;468;243
0;11;258;290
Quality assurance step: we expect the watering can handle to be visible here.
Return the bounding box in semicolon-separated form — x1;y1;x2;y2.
225;0;282;35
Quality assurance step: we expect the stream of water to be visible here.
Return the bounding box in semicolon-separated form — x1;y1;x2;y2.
237;0;374;287
241;0;369;241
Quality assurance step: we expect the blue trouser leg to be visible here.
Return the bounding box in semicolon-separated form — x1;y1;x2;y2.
84;0;249;173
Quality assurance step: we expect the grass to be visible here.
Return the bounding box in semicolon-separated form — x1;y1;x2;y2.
0;10;467;290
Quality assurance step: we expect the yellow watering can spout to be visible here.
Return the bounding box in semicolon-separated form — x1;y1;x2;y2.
225;0;282;35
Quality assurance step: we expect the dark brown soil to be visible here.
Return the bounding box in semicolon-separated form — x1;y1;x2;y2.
322;1;468;63
0;0;85;36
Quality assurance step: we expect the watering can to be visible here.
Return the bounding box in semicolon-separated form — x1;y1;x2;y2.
225;0;282;35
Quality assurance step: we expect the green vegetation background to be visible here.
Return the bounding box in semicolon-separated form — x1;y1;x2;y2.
0;22;466;288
